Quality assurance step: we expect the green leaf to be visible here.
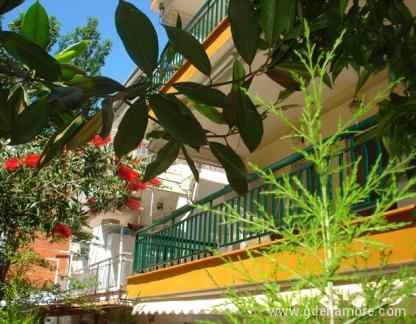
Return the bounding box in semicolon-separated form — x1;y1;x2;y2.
39;114;85;169
143;141;180;181
116;0;158;77
67;111;102;149
114;98;148;157
8;85;25;118
209;142;248;179
10;96;51;144
48;86;86;111
173;82;229;108
235;91;263;152
55;40;89;63
60;63;86;81
0;31;61;81
266;62;310;90
0;0;24;15
228;0;259;65
66;75;124;95
260;0;296;45
355;68;371;95
149;94;207;146
164;25;211;76
232;59;245;92
99;98;113;138
22;1;49;49
188;99;225;124
180;144;199;182
0;88;11;133
226;174;248;196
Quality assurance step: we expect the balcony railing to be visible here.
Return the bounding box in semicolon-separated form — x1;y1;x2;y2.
152;0;228;86
133;118;386;274
69;253;133;299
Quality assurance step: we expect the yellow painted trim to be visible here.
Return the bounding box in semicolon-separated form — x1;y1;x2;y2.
126;206;416;299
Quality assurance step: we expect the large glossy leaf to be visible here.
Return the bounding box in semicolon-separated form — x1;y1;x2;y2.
149;94;207;146
116;0;158;77
67;111;102;149
22;1;49;49
0;0;24;15
60;63;86;81
180;144;199;182
55;40;89;63
266;62;310;90
260;0;296;45
235;91;263;152
232;59;245;91
173;82;229;108
48;86;86;111
209;142;248;179
114;98;148;157
66;75;124;95
164;25;211;76
142;141;180;182
226;174;248;196
39;114;85;169
10;96;51;144
0;31;61;81
228;0;259;65
99;98;113;138
188;99;225;124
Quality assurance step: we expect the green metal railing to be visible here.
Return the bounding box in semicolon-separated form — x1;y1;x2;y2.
133;118;386;274
152;0;228;86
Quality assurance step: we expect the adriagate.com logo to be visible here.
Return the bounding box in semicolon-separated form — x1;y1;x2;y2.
266;306;407;318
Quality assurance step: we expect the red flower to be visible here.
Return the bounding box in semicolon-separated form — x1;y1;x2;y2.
117;164;139;183
91;135;111;147
149;178;161;187
24;153;41;168
125;198;141;211
3;157;20;172
127;180;147;191
53;223;72;239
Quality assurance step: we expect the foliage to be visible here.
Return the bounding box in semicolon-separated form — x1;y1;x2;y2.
201;25;416;323
0;0;415;196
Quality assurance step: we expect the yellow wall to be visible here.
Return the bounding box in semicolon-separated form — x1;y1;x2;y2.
127;206;416;299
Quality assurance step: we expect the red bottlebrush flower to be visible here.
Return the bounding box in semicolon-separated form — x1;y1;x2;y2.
126;180;147;191
149;178;161;187
125;197;141;211
3;157;21;172
53;223;72;239
24;153;41;168
91;135;111;147
117;164;139;183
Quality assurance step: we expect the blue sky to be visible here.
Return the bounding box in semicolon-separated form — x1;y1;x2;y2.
3;0;167;83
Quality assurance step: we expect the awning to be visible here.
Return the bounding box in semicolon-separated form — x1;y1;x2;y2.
132;282;412;315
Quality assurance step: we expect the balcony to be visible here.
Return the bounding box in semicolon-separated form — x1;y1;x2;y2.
132;117;402;275
68;253;133;301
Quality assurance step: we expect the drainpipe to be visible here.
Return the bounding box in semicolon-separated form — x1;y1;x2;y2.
116;225;124;293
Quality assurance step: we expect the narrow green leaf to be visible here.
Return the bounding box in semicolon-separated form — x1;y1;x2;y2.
0;31;61;81
209;142;248;179
22;1;50;49
150;94;207;146
164;25;211;76
232;59;245;92
55;40;89;63
0;0;24;15
235;91;263;152
340;0;349;19
66;75;124;95
143;141;180;181
10;96;51;144
188;99;225;124
260;0;296;45
228;0;259;65
67;111;103;149
39;114;85;169
180;144;199;182
114;98;148;157
355;68;371;94
173;82;229;108
116;0;158;77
